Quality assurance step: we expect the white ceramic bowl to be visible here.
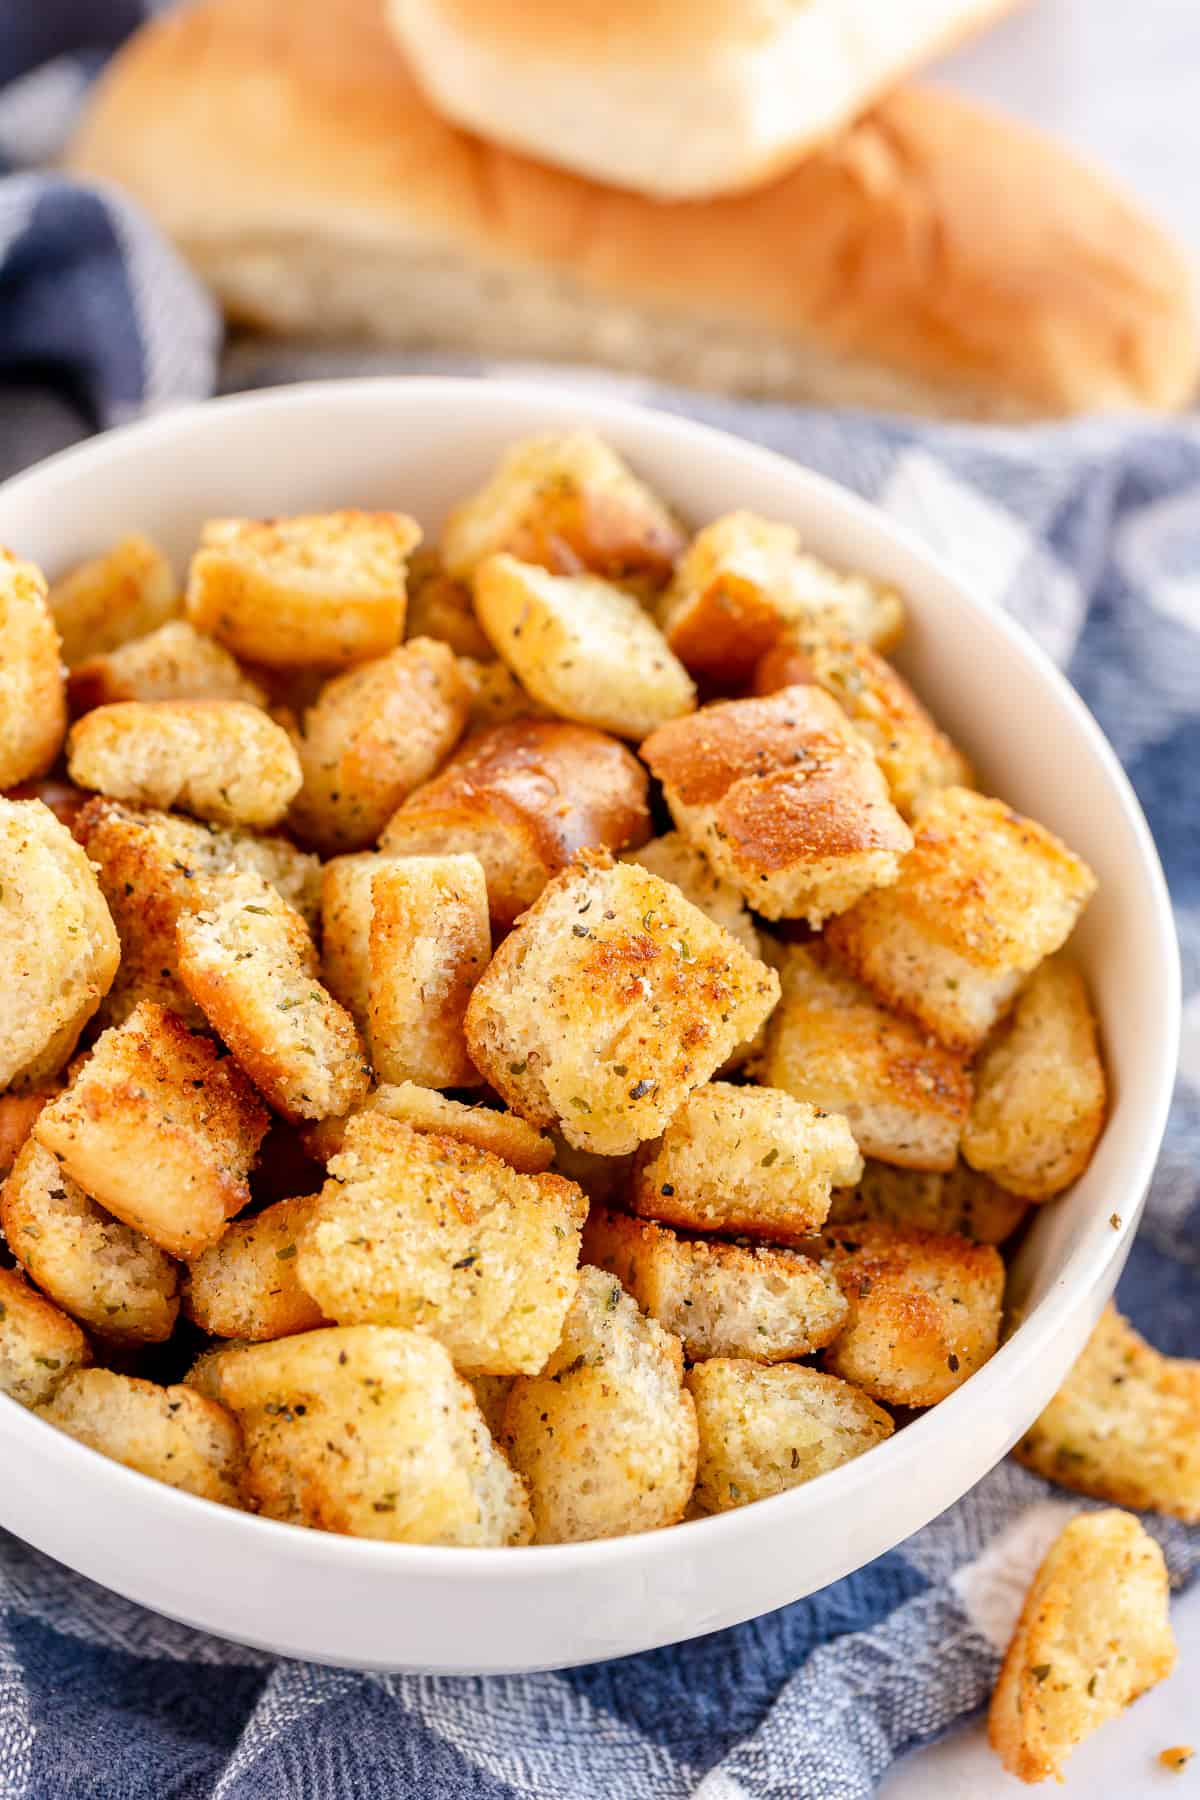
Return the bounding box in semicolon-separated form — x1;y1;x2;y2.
0;380;1179;1674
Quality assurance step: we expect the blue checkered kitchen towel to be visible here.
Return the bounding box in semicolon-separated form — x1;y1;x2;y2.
1;8;1198;1798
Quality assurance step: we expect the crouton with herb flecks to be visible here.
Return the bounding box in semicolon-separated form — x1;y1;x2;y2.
404;549;493;658
0;550;66;787
35;1368;242;1506
183;1193;325;1342
621;832;760;959
48;534;177;667
366;854;490;1088
68;619;267;714
0;1263;91;1407
457;656;549;731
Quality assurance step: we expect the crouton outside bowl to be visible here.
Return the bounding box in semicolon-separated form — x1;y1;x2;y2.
0;380;1178;1674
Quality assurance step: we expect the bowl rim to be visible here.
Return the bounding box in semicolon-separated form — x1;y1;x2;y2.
0;376;1181;1581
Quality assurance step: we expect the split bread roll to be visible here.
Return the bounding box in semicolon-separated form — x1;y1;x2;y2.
68;0;1199;421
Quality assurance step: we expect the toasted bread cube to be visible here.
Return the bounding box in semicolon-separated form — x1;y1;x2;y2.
317;851;378;1025
500;1265;697;1543
963;957;1106;1199
631;1081;860;1242
381;719;651;930
300;1083;554;1171
35;1369;242;1505
2;1139;179;1344
48;534;177;667
473;554;695;740
67;699;302;829
687;1359;894;1513
810;1222;1004;1406
465;852;780;1154
828;1157;1028;1244
288;639;470;853
621;831;760;960
68;619;267;714
0;551;66;787
183;1193;325;1342
366;854;490;1088
186;510;421;668
441;431;684;589
0;1264;90;1406
988;1510;1176;1784
456;656;549;731
34;1002;269;1259
642;687;912;924
583;1207;847;1361
299;1113;587;1375
205;1324;531;1544
176;870;370;1124
0;798;119;1089
1014;1305;1200;1522
405;548;493;658
756;943;971;1171
825;788;1097;1053
0;1089;57;1178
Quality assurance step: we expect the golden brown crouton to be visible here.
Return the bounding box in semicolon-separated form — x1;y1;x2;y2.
687;1359;894;1513
35;1369;242;1506
621;832;761;959
2;1138;179;1344
825;788;1097;1053
317;851;378;1026
68;620;268;714
1014;1305;1200;1523
185;510;422;667
34;1001;269;1259
465;853;780;1155
642;687;912;924
404;548;494;658
205;1324;531;1544
381;719;651;931
0;550;66;787
473;554;696;739
0;798;119;1089
299;1113;587;1375
583;1207;847;1361
0;1263;90;1406
828;1157;1029;1245
176;869;370;1124
288;639;470;853
809;1221;1004;1406
457;656;548;731
0;1089;57;1178
441;430;685;589
500;1265;697;1543
963;958;1107;1199
988;1510;1177;1784
48;534;177;667
631;1080;860;1241
299;1083;554;1172
183;1193;325;1342
366;855;490;1088
756;943;971;1171
67;700;302;829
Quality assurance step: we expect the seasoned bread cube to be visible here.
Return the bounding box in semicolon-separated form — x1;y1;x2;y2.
473;554;695;739
299;1113;586;1375
988;1509;1176;1785
68;619;268;714
366;854;490;1088
318;850;379;1026
687;1360;894;1513
288;639;470;853
34;1002;269;1259
642;687;912;924
2;1138;179;1344
300;1082;554;1172
457;656;548;731
381;719;651;931
621;831;760;960
631;1081;860;1242
0;1089;57;1179
204;1324;531;1544
35;1369;242;1506
500;1266;697;1543
176;869;370;1124
1014;1305;1200;1523
962;957;1106;1199
583;1207;847;1362
405;548;493;658
465;852;780;1155
0;798;119;1089
441;431;684;589
810;1222;1004;1407
0;1263;90;1406
825;788;1097;1052
756;943;971;1171
828;1157;1028;1245
185;510;421;667
0;551;66;787
184;1193;325;1342
67;699;302;829
48;534;177;667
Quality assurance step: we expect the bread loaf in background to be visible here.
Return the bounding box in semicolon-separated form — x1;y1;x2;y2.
67;0;1199;421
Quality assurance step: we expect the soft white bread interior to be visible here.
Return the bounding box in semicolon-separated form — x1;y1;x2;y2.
67;0;1198;421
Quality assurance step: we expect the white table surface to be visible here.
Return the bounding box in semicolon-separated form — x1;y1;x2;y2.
881;10;1199;1792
